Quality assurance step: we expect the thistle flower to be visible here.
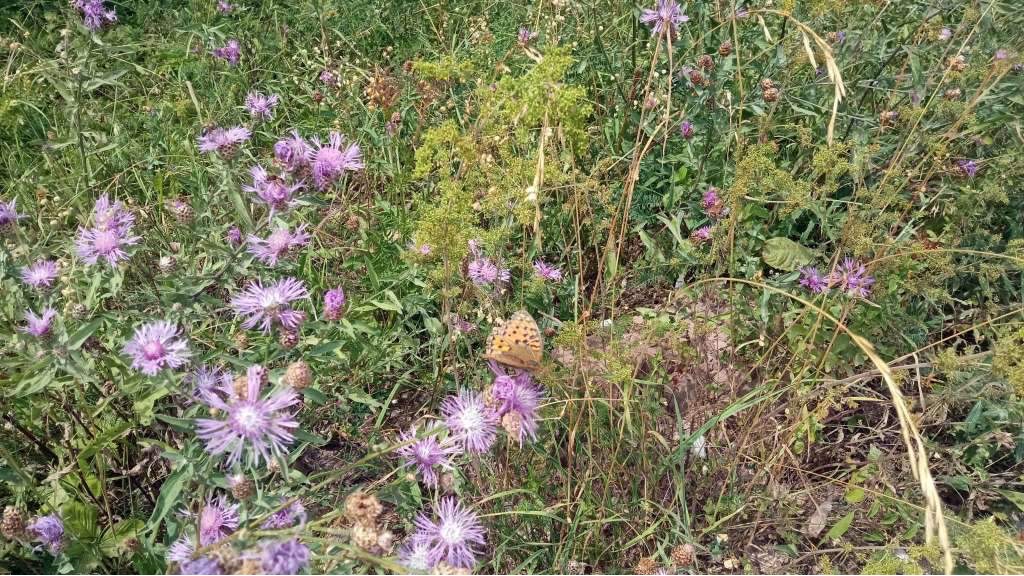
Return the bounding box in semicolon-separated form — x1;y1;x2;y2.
639;0;688;38
74;0;117;31
261;501;307;529
122;321;191;376
212;39;241;65
186;365;223;402
27;514;63;554
467;257;510;286
260;539;310;575
246;224;311;265
489;373;544;445
995;49;1009;61
230;277;309;333
679;120;694;139
274;131;311;172
75;194;139;267
319;69;339;88
217;0;233;13
533;260;563;282
517;27;538;47
957;159;979;178
938;27;952;41
167;535;195;565
180;556;222;575
798;266;829;294
323;287;346;320
309;132;364;190
690;225;713;245
441;390;498;454
197;496;239;547
20;308;56;338
198;126;251;156
399;538;434;572
245;92;279;121
831;258;875;298
226;226;243;247
195;365;300;467
398;424;457;487
0;198;22;229
702;186;724;218
411;497;486;569
21;260;59;289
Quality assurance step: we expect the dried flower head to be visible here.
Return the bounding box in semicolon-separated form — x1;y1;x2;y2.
284;360;312;390
718;40;733;56
344;491;382;527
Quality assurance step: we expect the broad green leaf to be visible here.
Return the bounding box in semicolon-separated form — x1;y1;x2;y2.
825;511;855;540
62;500;99;540
997;489;1024;511
347;390;383;409
762;237;815;271
147;464;191;532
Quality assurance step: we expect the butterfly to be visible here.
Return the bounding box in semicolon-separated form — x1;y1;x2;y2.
484;310;543;371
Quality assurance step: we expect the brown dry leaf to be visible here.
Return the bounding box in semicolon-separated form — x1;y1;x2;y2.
804;499;834;537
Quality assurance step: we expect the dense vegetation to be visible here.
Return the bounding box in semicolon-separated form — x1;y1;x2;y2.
1;0;1023;573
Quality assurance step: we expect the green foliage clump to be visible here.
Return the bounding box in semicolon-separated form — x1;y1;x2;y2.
956;518;1024;574
992;327;1024;397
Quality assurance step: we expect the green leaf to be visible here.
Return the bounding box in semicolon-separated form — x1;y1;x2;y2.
845;487;866;504
302;387;328;405
62;500;99;540
824;511;855;540
66;319;103;350
100;519;143;558
997;489;1024;511
762;237;815;271
347;390;383;409
147;464;191;532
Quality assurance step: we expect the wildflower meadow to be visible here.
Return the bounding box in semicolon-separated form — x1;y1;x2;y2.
1;0;1023;574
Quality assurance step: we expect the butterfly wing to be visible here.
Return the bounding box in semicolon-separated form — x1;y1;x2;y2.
485;310;543;370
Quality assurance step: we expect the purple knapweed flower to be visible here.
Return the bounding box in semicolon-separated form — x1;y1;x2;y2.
20;308;56;338
75;194;140;266
246;224;311;266
309;132;364;190
831;258;875;298
198;126;251;156
21;260;59;289
199;496;239;546
167;535;195;565
398;424;457;487
186;366;223;402
28;514;63;554
411;497;486;569
938;28;952;41
212;39;241;65
639;0;688;37
122;321;191;376
957;159;978;178
0;198;22;230
323;287;345;320
691;225;713;244
490;373;544;445
517;27;538;47
467;257;510;286
195;365;300;467
260;539;310;575
995;49;1009;61
243;166;303;216
226;226;243;247
274;131;311;172
702;186;724;217
798;266;829;294
74;0;116;31
245;92;279;121
533;260;563;282
230;277;309;333
399;538;434;572
217;0;233;14
441;390;498;454
261;501;307;529
319;69;339;88
180;556;222;575
679;120;694;139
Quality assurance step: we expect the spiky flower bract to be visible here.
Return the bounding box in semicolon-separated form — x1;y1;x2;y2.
195;365;300;467
123;321;191;376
